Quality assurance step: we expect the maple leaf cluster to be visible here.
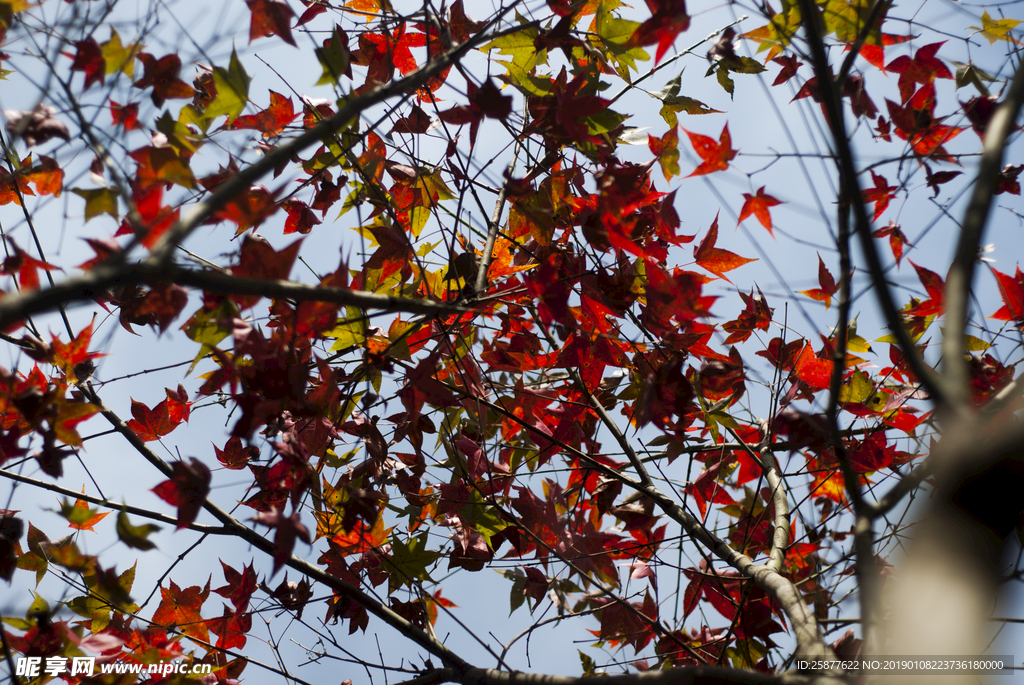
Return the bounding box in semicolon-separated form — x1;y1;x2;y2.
0;0;1020;682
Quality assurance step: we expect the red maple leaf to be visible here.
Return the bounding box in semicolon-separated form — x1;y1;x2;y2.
51;322;104;382
685;460;738;519
857;33;915;73
848;433;894;473
246;0;296;46
128;146;195;189
771;55;802;85
21;155;63;198
77;237;122;271
684;124;736;177
996;164;1022;196
872;220;912;267
793;343;834;390
153;578;210;641
926;169;962;197
886;42;952;103
694;213;755;282
862;170;897;221
214;560;259;613
723;288;773;344
628;0;691;64
737;186;782;234
128;385;191;442
906;260;945;316
214;436;256;470
152;457;211;529
1;239;62;290
392;105;434;135
885;97;963;160
297;0;327;25
70;37;105;90
133;53;195;107
437;79;512;147
110;100;141;131
991;265;1024;322
449;0;484;44
207;606;252;650
282;199;321;235
211;184;280;234
799;254;839;309
231;91;297;137
253;508;312;574
230;235;302;308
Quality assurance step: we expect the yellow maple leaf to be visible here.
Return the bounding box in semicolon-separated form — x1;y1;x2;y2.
101;28;144;78
970;12;1022;44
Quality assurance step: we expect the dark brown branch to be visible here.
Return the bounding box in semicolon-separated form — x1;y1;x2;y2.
943;60;1024;405
0;262;470;329
795;0;956;415
74;383;474;674
0;468;231;534
835;0;889;87
143;9;527;265
0;6;527;331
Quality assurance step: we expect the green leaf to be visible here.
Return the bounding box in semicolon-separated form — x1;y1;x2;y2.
498;567;527;614
480;20;544;73
839;369;873;403
157;110;205;152
328;306;368;351
316;28;351;86
27;593;50;618
67;593;113;632
593;0;648;78
952;61;996;96
707;57;766;99
822;0;887;45
116;509;161;550
386;532;441;593
579;650;598;676
964;334;992;351
205;47;250;123
182;299;238;374
71;188;119;221
585;108;627;136
653;73;723;127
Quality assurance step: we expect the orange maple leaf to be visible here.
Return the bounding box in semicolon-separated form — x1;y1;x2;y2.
684;124;736;177
693;213;755;282
737;186;782;234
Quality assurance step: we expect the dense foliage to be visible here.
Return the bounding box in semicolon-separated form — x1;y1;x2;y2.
0;0;1022;683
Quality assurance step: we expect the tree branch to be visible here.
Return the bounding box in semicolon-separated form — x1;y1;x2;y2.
795;0;958;415
0;468;231;534
74;383;475;674
943;60;1024;406
0;262;470;330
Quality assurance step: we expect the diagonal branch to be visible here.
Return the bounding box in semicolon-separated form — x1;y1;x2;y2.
73;383;475;674
143;8;527;265
795;0;958;416
0;5;528;330
942;60;1024;406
